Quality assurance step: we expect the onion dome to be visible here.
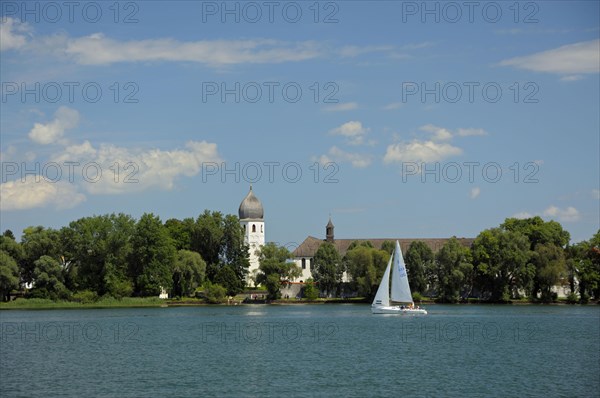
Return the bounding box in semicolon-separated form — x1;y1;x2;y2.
239;186;264;220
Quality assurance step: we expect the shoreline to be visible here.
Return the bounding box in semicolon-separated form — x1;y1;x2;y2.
1;298;597;310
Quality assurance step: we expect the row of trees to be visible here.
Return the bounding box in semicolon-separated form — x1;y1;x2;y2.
1;213;598;303
0;211;250;301
306;217;599;303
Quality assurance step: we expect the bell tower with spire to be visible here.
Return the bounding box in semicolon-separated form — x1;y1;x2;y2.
326;216;334;243
239;186;265;277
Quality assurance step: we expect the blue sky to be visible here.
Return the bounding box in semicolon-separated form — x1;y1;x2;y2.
1;1;598;247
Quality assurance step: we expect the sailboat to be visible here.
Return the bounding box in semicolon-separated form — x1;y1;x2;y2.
371;241;427;315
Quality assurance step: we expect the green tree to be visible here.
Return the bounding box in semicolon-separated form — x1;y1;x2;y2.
0;234;24;266
312;242;343;297
533;243;566;302
256;243;301;300
61;214;135;296
303;278;319;300
129;213;176;296
221;214;250;284
404;241;433;294
380;240;395;256
472;228;531;301
502;216;570;249
347;240;373;252
0;250;20;301
344;245;389;298
30;255;70;300
20;226;61;284
165;218;194;250
214;265;243;296
572;230;600;303
201;281;227;303
435;237;473;302
191;210;224;278
172;250;206;297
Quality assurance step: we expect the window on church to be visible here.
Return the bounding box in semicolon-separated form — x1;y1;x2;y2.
261;225;263;233
243;225;246;232
252;224;256;233
309;259;312;270
301;259;306;269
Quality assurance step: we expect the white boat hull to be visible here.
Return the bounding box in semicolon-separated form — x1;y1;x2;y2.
371;305;427;315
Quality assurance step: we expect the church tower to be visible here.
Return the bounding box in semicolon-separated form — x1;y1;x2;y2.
326;217;334;243
239;186;265;278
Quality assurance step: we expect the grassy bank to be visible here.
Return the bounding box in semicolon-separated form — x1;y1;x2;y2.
0;297;165;310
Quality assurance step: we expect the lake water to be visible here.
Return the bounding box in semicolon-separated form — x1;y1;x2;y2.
1;304;598;397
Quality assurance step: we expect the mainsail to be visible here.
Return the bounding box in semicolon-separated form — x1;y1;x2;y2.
390;241;413;303
372;255;392;307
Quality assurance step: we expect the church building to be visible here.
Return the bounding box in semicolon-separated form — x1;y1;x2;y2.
292;218;475;282
236;186;473;288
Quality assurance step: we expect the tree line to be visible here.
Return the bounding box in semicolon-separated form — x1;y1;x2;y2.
1;213;598;304
308;217;599;303
0;211;250;302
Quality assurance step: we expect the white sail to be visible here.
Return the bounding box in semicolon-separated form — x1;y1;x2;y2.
372;255;392;307
390;241;413;303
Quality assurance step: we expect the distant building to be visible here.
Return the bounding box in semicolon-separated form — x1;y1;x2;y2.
292;218;475;282
238;186;265;279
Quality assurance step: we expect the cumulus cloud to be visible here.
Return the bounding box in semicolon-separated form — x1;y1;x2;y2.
51;140;221;194
0;176;85;211
419;124;453;141
543;205;580;222
457;128;488;137
28;106;80;145
316;146;371;168
384;140;462;164
500;39;600;75
323;102;358;112
512;211;533;219
0;18;30;51
470;187;481;199
384;124;487;165
329;121;371;146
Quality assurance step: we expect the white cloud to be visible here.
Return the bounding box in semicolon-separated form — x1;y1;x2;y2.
323;102;358;112
51;140;221;194
384;140;462;164
0;175;85;211
64;34;322;66
329;121;370;146
28;106;79;145
316;146;371;168
0;18;30;51
338;45;394;57
1;19;321;67
419;124;453;141
560;75;584;82
593;189;600;200
500;39;600;75
543;205;580;222
512;211;533;219
383;102;403;110
470;187;481;199
0;145;17;162
457;128;488;137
